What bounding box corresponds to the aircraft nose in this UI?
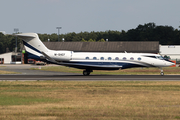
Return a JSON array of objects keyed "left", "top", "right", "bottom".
[
  {"left": 171, "top": 62, "right": 175, "bottom": 66},
  {"left": 164, "top": 60, "right": 175, "bottom": 66},
  {"left": 168, "top": 61, "right": 175, "bottom": 66},
  {"left": 164, "top": 61, "right": 175, "bottom": 67}
]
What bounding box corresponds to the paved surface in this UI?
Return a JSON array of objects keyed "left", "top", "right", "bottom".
[
  {"left": 0, "top": 64, "right": 180, "bottom": 81},
  {"left": 0, "top": 75, "right": 180, "bottom": 81},
  {"left": 0, "top": 64, "right": 78, "bottom": 75}
]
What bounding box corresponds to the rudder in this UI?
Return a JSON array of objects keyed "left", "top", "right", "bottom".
[{"left": 16, "top": 33, "right": 49, "bottom": 60}]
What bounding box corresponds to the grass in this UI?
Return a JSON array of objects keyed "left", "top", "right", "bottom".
[
  {"left": 1, "top": 81, "right": 180, "bottom": 119},
  {"left": 0, "top": 70, "right": 18, "bottom": 74},
  {"left": 0, "top": 66, "right": 6, "bottom": 67},
  {"left": 32, "top": 65, "right": 180, "bottom": 75}
]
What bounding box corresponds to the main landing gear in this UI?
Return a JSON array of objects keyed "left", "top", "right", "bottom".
[
  {"left": 160, "top": 68, "right": 164, "bottom": 76},
  {"left": 83, "top": 69, "right": 93, "bottom": 76}
]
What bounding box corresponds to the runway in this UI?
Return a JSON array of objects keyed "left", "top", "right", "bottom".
[
  {"left": 1, "top": 65, "right": 180, "bottom": 81},
  {"left": 1, "top": 75, "right": 180, "bottom": 81}
]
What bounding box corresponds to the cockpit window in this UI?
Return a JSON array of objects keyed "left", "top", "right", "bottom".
[
  {"left": 144, "top": 55, "right": 164, "bottom": 60},
  {"left": 145, "top": 56, "right": 156, "bottom": 59},
  {"left": 156, "top": 56, "right": 164, "bottom": 60}
]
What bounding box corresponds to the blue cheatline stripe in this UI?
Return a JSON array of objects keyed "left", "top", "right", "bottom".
[
  {"left": 23, "top": 41, "right": 41, "bottom": 54},
  {"left": 26, "top": 51, "right": 41, "bottom": 60},
  {"left": 60, "top": 61, "right": 150, "bottom": 69}
]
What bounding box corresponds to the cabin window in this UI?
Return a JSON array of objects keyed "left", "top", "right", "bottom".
[
  {"left": 115, "top": 57, "right": 119, "bottom": 60},
  {"left": 93, "top": 57, "right": 97, "bottom": 60},
  {"left": 54, "top": 53, "right": 57, "bottom": 56},
  {"left": 85, "top": 57, "right": 89, "bottom": 60},
  {"left": 108, "top": 57, "right": 112, "bottom": 60},
  {"left": 100, "top": 57, "right": 104, "bottom": 60},
  {"left": 130, "top": 57, "right": 134, "bottom": 60},
  {"left": 123, "top": 57, "right": 126, "bottom": 60},
  {"left": 138, "top": 57, "right": 141, "bottom": 60}
]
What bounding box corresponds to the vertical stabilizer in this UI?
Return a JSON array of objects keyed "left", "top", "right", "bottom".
[
  {"left": 16, "top": 33, "right": 49, "bottom": 52},
  {"left": 16, "top": 33, "right": 49, "bottom": 59}
]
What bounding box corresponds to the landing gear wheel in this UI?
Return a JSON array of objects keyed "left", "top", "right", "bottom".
[
  {"left": 160, "top": 72, "right": 164, "bottom": 76},
  {"left": 83, "top": 71, "right": 90, "bottom": 76},
  {"left": 160, "top": 68, "right": 164, "bottom": 76}
]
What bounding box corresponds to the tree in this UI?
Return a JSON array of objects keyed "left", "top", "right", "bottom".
[
  {"left": 1, "top": 22, "right": 180, "bottom": 54},
  {"left": 81, "top": 38, "right": 87, "bottom": 42},
  {"left": 98, "top": 38, "right": 105, "bottom": 42},
  {"left": 88, "top": 39, "right": 95, "bottom": 42}
]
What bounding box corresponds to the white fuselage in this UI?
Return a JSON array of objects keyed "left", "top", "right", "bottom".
[{"left": 45, "top": 50, "right": 174, "bottom": 69}]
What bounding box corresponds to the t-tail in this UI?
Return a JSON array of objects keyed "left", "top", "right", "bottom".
[{"left": 16, "top": 33, "right": 49, "bottom": 60}]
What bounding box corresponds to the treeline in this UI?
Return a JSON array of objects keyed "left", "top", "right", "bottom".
[
  {"left": 39, "top": 23, "right": 180, "bottom": 45},
  {"left": 0, "top": 22, "right": 180, "bottom": 54},
  {"left": 0, "top": 33, "right": 22, "bottom": 54}
]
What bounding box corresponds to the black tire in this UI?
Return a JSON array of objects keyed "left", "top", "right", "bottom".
[
  {"left": 160, "top": 72, "right": 164, "bottom": 76},
  {"left": 83, "top": 71, "right": 90, "bottom": 76}
]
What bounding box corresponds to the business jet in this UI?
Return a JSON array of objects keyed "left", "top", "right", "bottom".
[{"left": 16, "top": 33, "right": 174, "bottom": 76}]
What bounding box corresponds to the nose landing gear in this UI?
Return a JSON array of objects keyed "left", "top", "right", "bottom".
[{"left": 160, "top": 68, "right": 164, "bottom": 76}]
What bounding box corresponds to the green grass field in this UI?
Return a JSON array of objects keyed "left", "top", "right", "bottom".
[
  {"left": 32, "top": 66, "right": 180, "bottom": 75},
  {"left": 1, "top": 81, "right": 180, "bottom": 120}
]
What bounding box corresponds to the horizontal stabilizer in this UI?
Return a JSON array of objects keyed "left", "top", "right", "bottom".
[
  {"left": 15, "top": 33, "right": 36, "bottom": 40},
  {"left": 15, "top": 34, "right": 36, "bottom": 38}
]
